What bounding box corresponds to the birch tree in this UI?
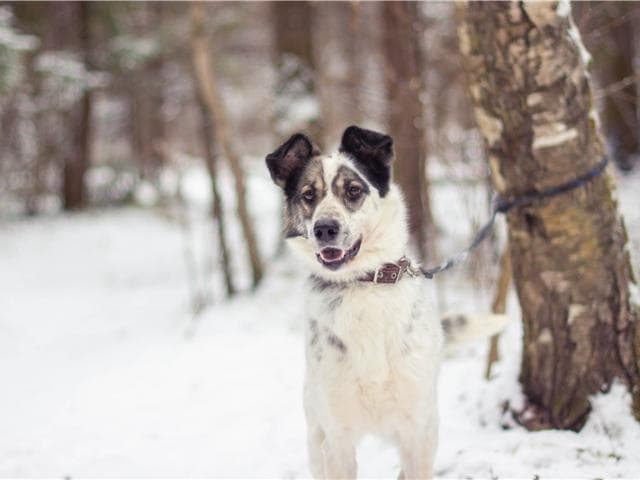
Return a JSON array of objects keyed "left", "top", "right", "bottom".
[{"left": 458, "top": 1, "right": 640, "bottom": 429}]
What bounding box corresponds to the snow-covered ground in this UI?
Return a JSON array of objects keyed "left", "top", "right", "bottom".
[{"left": 1, "top": 165, "right": 639, "bottom": 478}]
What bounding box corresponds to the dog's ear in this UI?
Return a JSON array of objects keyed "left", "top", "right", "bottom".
[
  {"left": 266, "top": 133, "right": 314, "bottom": 191},
  {"left": 339, "top": 125, "right": 394, "bottom": 197}
]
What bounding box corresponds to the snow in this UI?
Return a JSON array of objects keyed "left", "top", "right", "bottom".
[
  {"left": 1, "top": 165, "right": 639, "bottom": 477},
  {"left": 0, "top": 7, "right": 38, "bottom": 93},
  {"left": 34, "top": 51, "right": 109, "bottom": 109},
  {"left": 0, "top": 8, "right": 38, "bottom": 51},
  {"left": 556, "top": 0, "right": 571, "bottom": 18}
]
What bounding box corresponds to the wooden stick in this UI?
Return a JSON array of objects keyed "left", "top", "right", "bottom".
[{"left": 485, "top": 245, "right": 511, "bottom": 379}]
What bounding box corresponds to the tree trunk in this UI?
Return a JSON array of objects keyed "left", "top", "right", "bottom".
[
  {"left": 196, "top": 94, "right": 236, "bottom": 298},
  {"left": 458, "top": 1, "right": 640, "bottom": 429},
  {"left": 125, "top": 3, "right": 166, "bottom": 182},
  {"left": 189, "top": 1, "right": 263, "bottom": 289},
  {"left": 271, "top": 1, "right": 322, "bottom": 141},
  {"left": 383, "top": 1, "right": 434, "bottom": 262},
  {"left": 574, "top": 2, "right": 640, "bottom": 172},
  {"left": 144, "top": 3, "right": 167, "bottom": 178},
  {"left": 61, "top": 1, "right": 92, "bottom": 210},
  {"left": 313, "top": 2, "right": 365, "bottom": 148}
]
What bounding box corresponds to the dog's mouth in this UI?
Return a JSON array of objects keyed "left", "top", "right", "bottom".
[{"left": 316, "top": 237, "right": 362, "bottom": 271}]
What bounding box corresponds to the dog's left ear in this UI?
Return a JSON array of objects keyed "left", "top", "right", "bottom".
[{"left": 339, "top": 125, "right": 394, "bottom": 197}]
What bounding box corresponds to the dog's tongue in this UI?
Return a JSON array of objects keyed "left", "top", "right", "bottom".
[{"left": 320, "top": 247, "right": 345, "bottom": 262}]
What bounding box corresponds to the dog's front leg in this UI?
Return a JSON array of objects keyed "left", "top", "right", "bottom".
[
  {"left": 321, "top": 432, "right": 357, "bottom": 479},
  {"left": 396, "top": 421, "right": 438, "bottom": 480},
  {"left": 306, "top": 422, "right": 326, "bottom": 479}
]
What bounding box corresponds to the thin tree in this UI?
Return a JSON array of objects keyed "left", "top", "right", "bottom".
[
  {"left": 123, "top": 3, "right": 167, "bottom": 182},
  {"left": 383, "top": 1, "right": 435, "bottom": 262},
  {"left": 195, "top": 94, "right": 236, "bottom": 298},
  {"left": 458, "top": 1, "right": 640, "bottom": 429},
  {"left": 189, "top": 1, "right": 263, "bottom": 289},
  {"left": 60, "top": 1, "right": 92, "bottom": 210},
  {"left": 485, "top": 247, "right": 511, "bottom": 380}
]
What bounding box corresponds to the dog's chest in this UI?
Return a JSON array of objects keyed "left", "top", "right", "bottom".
[{"left": 306, "top": 278, "right": 432, "bottom": 386}]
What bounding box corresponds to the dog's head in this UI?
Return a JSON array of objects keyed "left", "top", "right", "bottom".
[{"left": 266, "top": 125, "right": 409, "bottom": 281}]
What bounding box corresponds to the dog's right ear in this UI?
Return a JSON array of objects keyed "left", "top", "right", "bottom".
[{"left": 266, "top": 133, "right": 314, "bottom": 191}]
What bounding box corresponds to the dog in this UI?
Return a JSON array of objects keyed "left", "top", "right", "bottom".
[{"left": 266, "top": 125, "right": 506, "bottom": 479}]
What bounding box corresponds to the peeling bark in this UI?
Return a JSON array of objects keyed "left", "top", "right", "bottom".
[{"left": 458, "top": 1, "right": 640, "bottom": 429}]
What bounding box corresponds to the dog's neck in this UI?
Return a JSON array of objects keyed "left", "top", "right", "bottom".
[{"left": 309, "top": 255, "right": 420, "bottom": 290}]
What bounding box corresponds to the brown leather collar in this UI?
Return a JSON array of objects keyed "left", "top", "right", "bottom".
[{"left": 358, "top": 257, "right": 419, "bottom": 284}]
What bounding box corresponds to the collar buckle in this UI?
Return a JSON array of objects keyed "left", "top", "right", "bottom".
[{"left": 375, "top": 262, "right": 402, "bottom": 284}]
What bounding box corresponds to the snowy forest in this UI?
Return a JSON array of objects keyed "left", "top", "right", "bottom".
[{"left": 1, "top": 1, "right": 639, "bottom": 477}]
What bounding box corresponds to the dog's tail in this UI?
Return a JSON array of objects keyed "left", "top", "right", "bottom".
[{"left": 441, "top": 312, "right": 511, "bottom": 346}]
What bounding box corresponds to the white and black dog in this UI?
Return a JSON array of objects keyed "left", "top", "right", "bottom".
[{"left": 266, "top": 126, "right": 504, "bottom": 479}]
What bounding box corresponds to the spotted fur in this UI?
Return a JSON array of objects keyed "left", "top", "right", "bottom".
[
  {"left": 268, "top": 126, "right": 511, "bottom": 478},
  {"left": 268, "top": 126, "right": 442, "bottom": 479}
]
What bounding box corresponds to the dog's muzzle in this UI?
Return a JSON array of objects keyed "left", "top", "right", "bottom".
[{"left": 316, "top": 237, "right": 362, "bottom": 271}]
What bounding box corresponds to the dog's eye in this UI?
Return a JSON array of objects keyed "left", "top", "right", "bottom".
[
  {"left": 347, "top": 184, "right": 362, "bottom": 199},
  {"left": 302, "top": 189, "right": 315, "bottom": 203}
]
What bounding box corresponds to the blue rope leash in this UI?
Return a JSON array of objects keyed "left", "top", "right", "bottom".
[{"left": 421, "top": 156, "right": 610, "bottom": 279}]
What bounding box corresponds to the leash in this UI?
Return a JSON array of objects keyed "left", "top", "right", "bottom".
[{"left": 420, "top": 157, "right": 610, "bottom": 279}]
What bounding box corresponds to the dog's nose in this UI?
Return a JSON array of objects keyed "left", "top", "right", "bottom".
[{"left": 313, "top": 219, "right": 340, "bottom": 242}]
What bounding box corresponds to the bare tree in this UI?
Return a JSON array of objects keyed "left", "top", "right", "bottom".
[
  {"left": 123, "top": 3, "right": 168, "bottom": 182},
  {"left": 458, "top": 1, "right": 640, "bottom": 429},
  {"left": 574, "top": 1, "right": 640, "bottom": 172},
  {"left": 313, "top": 2, "right": 366, "bottom": 147},
  {"left": 196, "top": 95, "right": 236, "bottom": 298},
  {"left": 189, "top": 1, "right": 263, "bottom": 289},
  {"left": 57, "top": 1, "right": 93, "bottom": 210},
  {"left": 271, "top": 1, "right": 322, "bottom": 141},
  {"left": 383, "top": 1, "right": 434, "bottom": 261}
]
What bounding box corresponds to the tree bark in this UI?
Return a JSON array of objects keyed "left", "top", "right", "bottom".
[
  {"left": 125, "top": 3, "right": 167, "bottom": 182},
  {"left": 273, "top": 1, "right": 315, "bottom": 74},
  {"left": 458, "top": 1, "right": 640, "bottom": 429},
  {"left": 61, "top": 1, "right": 92, "bottom": 210},
  {"left": 189, "top": 1, "right": 263, "bottom": 289},
  {"left": 383, "top": 1, "right": 435, "bottom": 262},
  {"left": 313, "top": 2, "right": 365, "bottom": 148},
  {"left": 271, "top": 1, "right": 322, "bottom": 141}
]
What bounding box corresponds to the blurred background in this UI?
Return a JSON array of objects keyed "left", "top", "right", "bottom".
[
  {"left": 1, "top": 2, "right": 639, "bottom": 294},
  {"left": 0, "top": 1, "right": 639, "bottom": 477}
]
